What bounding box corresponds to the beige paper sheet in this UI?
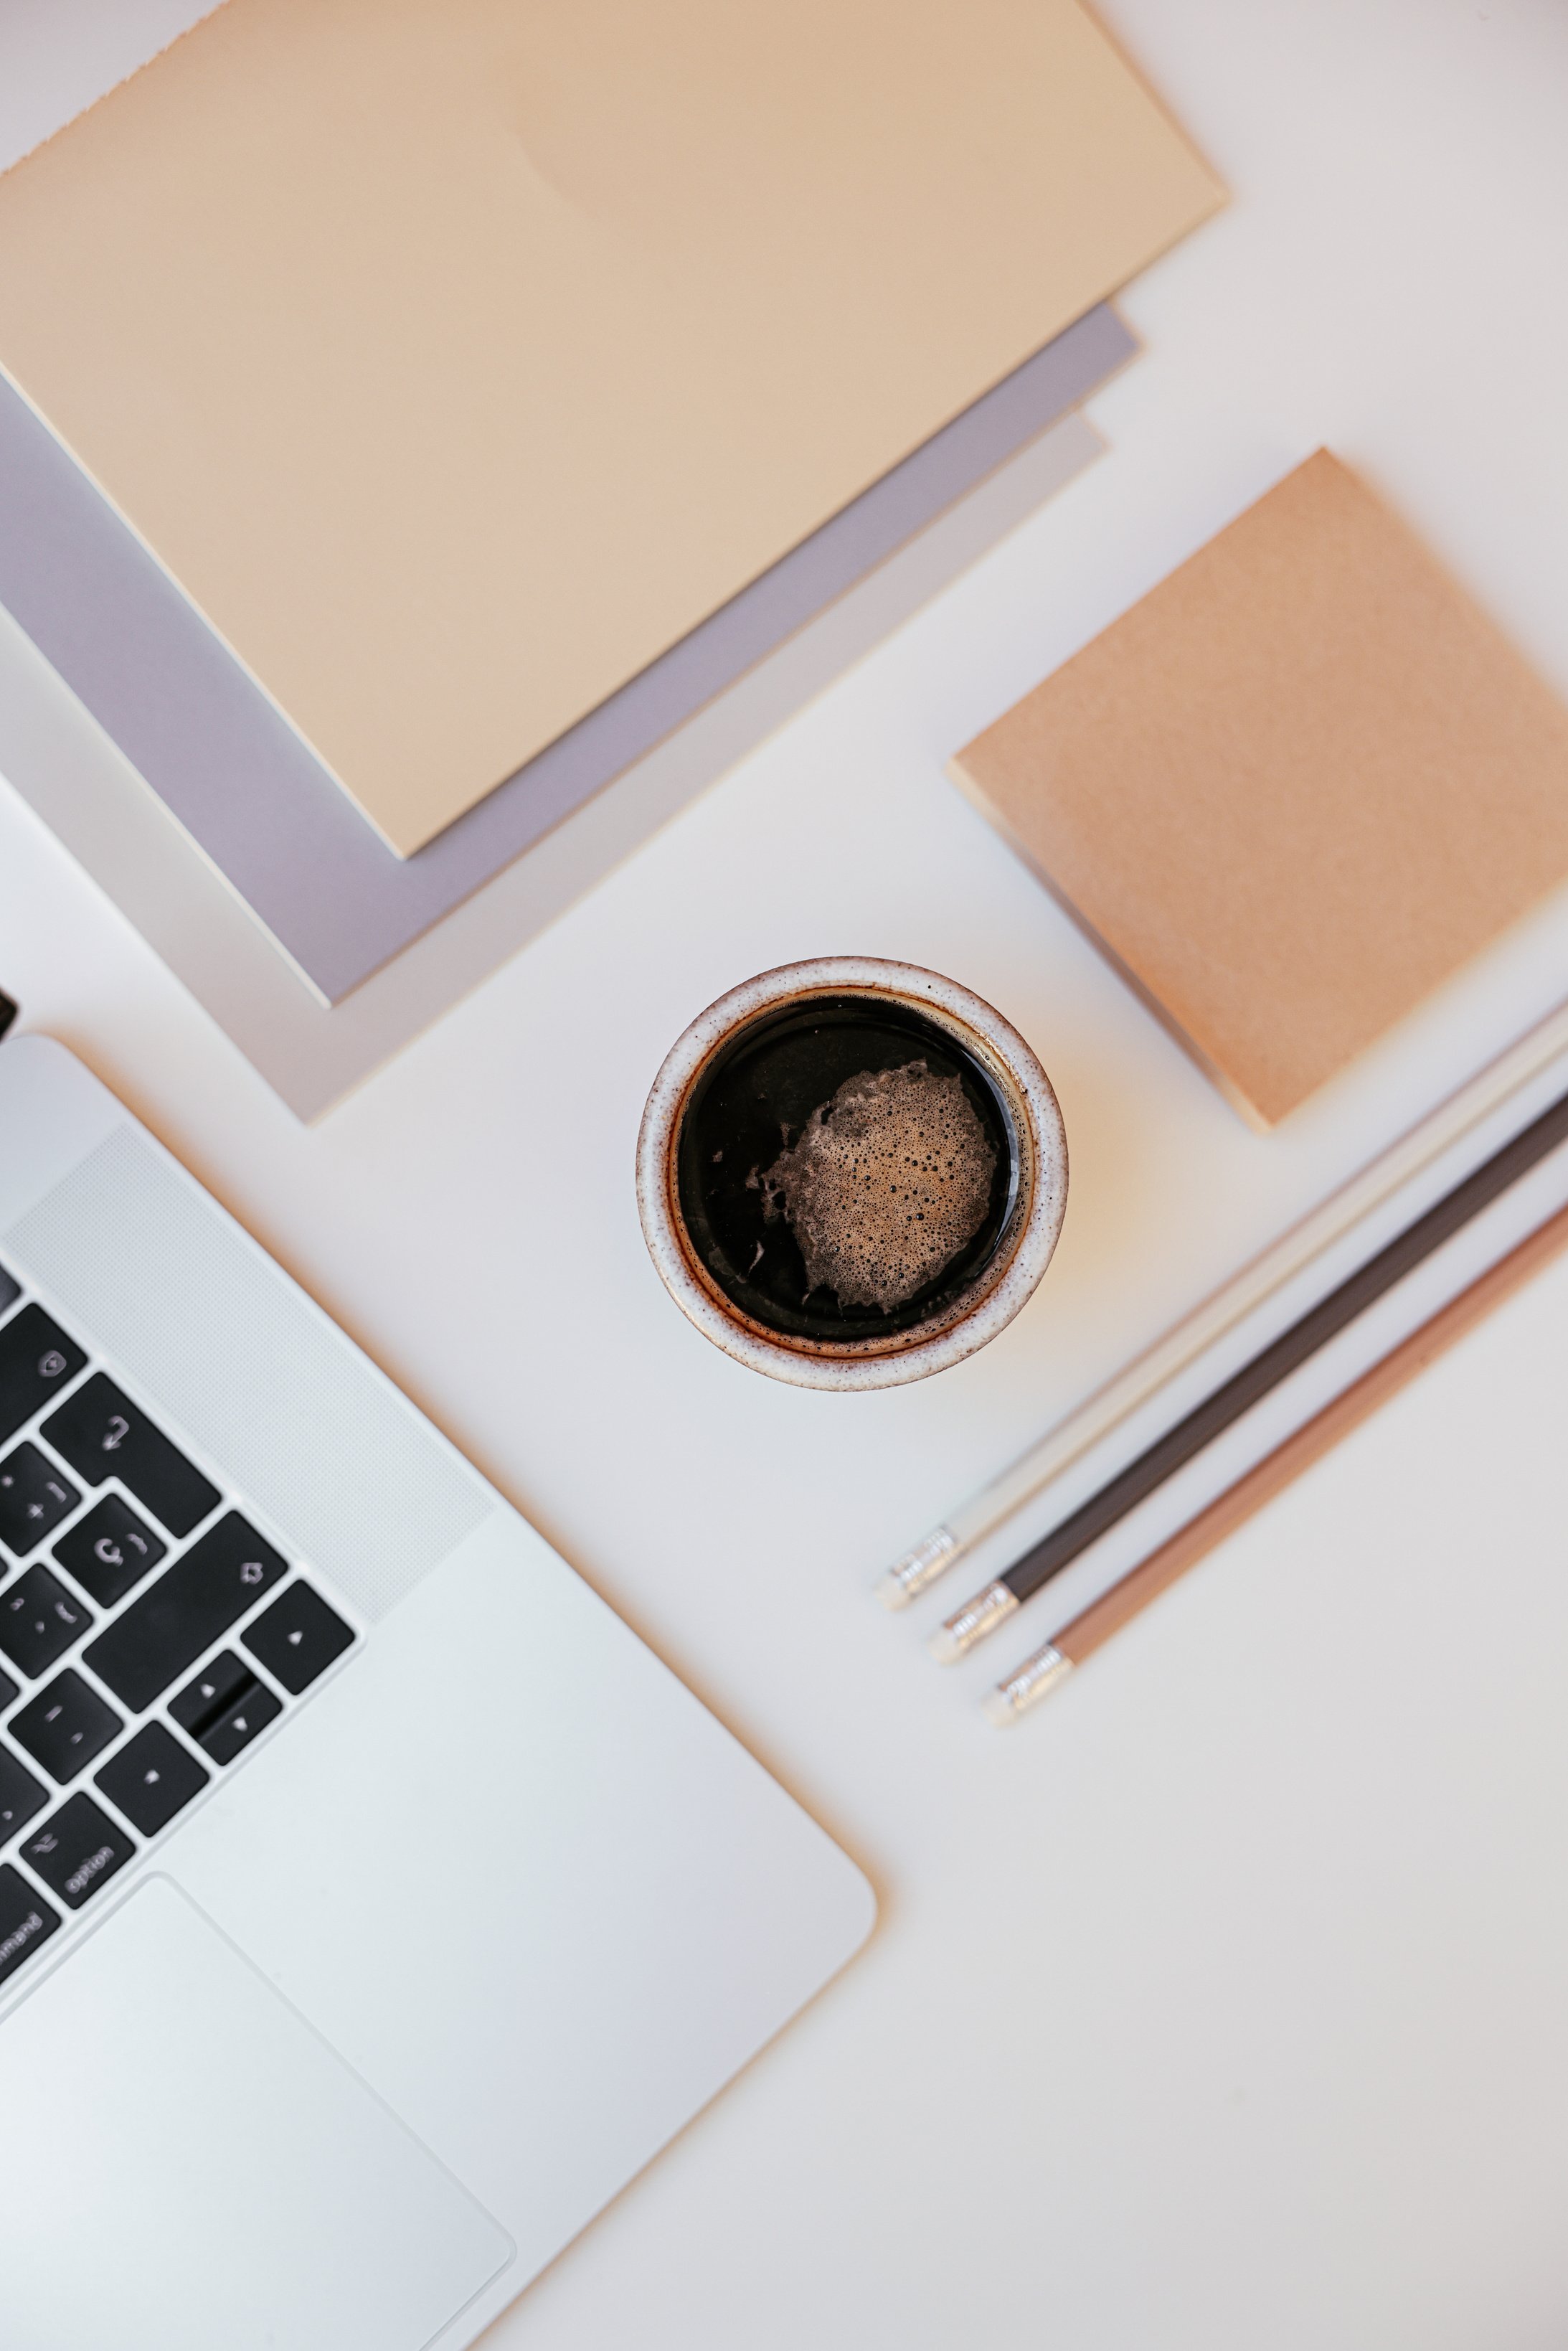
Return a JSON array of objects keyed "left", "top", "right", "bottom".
[
  {"left": 950, "top": 453, "right": 1568, "bottom": 1128},
  {"left": 0, "top": 0, "right": 1218, "bottom": 855}
]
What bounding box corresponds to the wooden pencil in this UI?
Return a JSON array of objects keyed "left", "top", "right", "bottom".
[{"left": 984, "top": 1195, "right": 1568, "bottom": 1723}]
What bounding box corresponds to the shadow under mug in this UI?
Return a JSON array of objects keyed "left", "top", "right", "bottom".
[{"left": 636, "top": 956, "right": 1067, "bottom": 1390}]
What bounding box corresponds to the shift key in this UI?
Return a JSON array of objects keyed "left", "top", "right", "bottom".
[{"left": 83, "top": 1514, "right": 288, "bottom": 1712}]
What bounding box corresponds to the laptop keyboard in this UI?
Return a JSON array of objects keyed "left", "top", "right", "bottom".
[{"left": 0, "top": 1263, "right": 356, "bottom": 1989}]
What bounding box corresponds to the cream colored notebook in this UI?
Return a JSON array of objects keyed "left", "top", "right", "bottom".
[
  {"left": 950, "top": 452, "right": 1568, "bottom": 1128},
  {"left": 0, "top": 0, "right": 1219, "bottom": 855}
]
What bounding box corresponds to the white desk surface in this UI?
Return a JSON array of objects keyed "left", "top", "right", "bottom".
[{"left": 6, "top": 4, "right": 1568, "bottom": 2343}]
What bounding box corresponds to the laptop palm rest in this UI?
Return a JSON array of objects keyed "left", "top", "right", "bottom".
[
  {"left": 0, "top": 1876, "right": 514, "bottom": 2351},
  {"left": 156, "top": 1520, "right": 876, "bottom": 2281}
]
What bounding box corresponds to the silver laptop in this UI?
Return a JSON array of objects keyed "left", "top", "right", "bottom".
[{"left": 0, "top": 1027, "right": 874, "bottom": 2350}]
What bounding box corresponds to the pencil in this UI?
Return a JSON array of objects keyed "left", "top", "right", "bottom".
[
  {"left": 930, "top": 1077, "right": 1568, "bottom": 1664},
  {"left": 877, "top": 996, "right": 1568, "bottom": 1611},
  {"left": 983, "top": 1194, "right": 1568, "bottom": 1722}
]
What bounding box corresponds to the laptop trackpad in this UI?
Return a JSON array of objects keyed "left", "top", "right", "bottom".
[{"left": 0, "top": 1876, "right": 513, "bottom": 2351}]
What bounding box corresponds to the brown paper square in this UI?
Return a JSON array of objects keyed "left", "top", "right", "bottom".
[{"left": 950, "top": 451, "right": 1568, "bottom": 1126}]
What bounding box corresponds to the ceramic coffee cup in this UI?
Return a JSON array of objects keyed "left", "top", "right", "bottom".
[{"left": 636, "top": 956, "right": 1067, "bottom": 1390}]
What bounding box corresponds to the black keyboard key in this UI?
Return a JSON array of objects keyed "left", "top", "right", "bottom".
[
  {"left": 42, "top": 1375, "right": 218, "bottom": 1538},
  {"left": 22, "top": 1794, "right": 133, "bottom": 1910},
  {"left": 0, "top": 1860, "right": 60, "bottom": 1984},
  {"left": 95, "top": 1722, "right": 209, "bottom": 1836},
  {"left": 0, "top": 1743, "right": 47, "bottom": 1838},
  {"left": 194, "top": 1679, "right": 280, "bottom": 1766},
  {"left": 242, "top": 1583, "right": 353, "bottom": 1694},
  {"left": 0, "top": 1306, "right": 85, "bottom": 1447},
  {"left": 0, "top": 1263, "right": 18, "bottom": 1316},
  {"left": 168, "top": 1647, "right": 251, "bottom": 1729},
  {"left": 0, "top": 1563, "right": 93, "bottom": 1679},
  {"left": 0, "top": 1664, "right": 16, "bottom": 1712},
  {"left": 169, "top": 1649, "right": 250, "bottom": 1732},
  {"left": 0, "top": 1443, "right": 80, "bottom": 1558},
  {"left": 10, "top": 1669, "right": 122, "bottom": 1784},
  {"left": 83, "top": 1513, "right": 286, "bottom": 1713},
  {"left": 171, "top": 1652, "right": 281, "bottom": 1763},
  {"left": 53, "top": 1494, "right": 167, "bottom": 1608}
]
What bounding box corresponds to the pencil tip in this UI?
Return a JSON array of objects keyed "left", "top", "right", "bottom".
[
  {"left": 986, "top": 1644, "right": 1074, "bottom": 1723},
  {"left": 928, "top": 1580, "right": 1019, "bottom": 1662},
  {"left": 875, "top": 1527, "right": 961, "bottom": 1608}
]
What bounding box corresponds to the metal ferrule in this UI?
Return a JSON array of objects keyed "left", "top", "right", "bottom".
[
  {"left": 875, "top": 1526, "right": 961, "bottom": 1609},
  {"left": 983, "top": 1644, "right": 1074, "bottom": 1725},
  {"left": 927, "top": 1579, "right": 1019, "bottom": 1663}
]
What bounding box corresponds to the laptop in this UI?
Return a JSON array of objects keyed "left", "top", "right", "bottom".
[{"left": 0, "top": 1015, "right": 874, "bottom": 2350}]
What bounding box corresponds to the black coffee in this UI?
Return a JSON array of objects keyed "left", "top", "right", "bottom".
[{"left": 675, "top": 994, "right": 1018, "bottom": 1343}]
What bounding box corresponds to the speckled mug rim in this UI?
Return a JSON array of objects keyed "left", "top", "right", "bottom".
[{"left": 636, "top": 957, "right": 1067, "bottom": 1390}]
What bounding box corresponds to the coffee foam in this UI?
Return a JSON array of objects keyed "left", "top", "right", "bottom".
[{"left": 754, "top": 1060, "right": 996, "bottom": 1311}]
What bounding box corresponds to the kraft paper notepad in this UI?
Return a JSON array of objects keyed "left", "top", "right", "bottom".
[
  {"left": 950, "top": 452, "right": 1568, "bottom": 1128},
  {"left": 0, "top": 0, "right": 1219, "bottom": 856}
]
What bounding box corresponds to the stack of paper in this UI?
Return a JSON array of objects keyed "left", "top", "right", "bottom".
[{"left": 0, "top": 0, "right": 1221, "bottom": 1112}]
